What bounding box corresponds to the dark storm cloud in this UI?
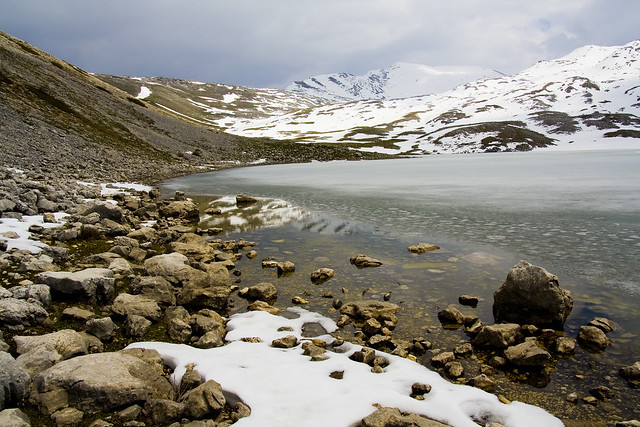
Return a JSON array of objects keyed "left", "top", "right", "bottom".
[{"left": 1, "top": 0, "right": 638, "bottom": 88}]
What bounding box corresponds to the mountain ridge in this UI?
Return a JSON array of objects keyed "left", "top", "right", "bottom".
[{"left": 286, "top": 62, "right": 506, "bottom": 101}]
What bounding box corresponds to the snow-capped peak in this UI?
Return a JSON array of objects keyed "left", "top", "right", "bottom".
[{"left": 286, "top": 62, "right": 504, "bottom": 101}]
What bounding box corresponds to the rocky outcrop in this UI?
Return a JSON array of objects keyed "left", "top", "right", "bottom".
[
  {"left": 350, "top": 254, "right": 383, "bottom": 268},
  {"left": 30, "top": 351, "right": 174, "bottom": 414},
  {"left": 493, "top": 261, "right": 573, "bottom": 329}
]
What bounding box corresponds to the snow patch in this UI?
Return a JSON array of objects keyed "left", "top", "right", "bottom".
[
  {"left": 136, "top": 86, "right": 151, "bottom": 99},
  {"left": 128, "top": 308, "right": 562, "bottom": 427}
]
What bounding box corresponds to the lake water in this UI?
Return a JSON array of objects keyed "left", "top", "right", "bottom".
[{"left": 162, "top": 149, "right": 640, "bottom": 419}]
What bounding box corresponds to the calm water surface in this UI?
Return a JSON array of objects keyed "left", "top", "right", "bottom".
[{"left": 163, "top": 149, "right": 640, "bottom": 420}]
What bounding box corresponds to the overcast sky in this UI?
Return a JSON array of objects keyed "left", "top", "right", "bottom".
[{"left": 2, "top": 1, "right": 639, "bottom": 89}]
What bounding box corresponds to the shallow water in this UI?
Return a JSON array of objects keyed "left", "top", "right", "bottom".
[{"left": 163, "top": 149, "right": 640, "bottom": 421}]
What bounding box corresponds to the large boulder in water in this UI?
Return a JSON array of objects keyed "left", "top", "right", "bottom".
[{"left": 493, "top": 261, "right": 572, "bottom": 329}]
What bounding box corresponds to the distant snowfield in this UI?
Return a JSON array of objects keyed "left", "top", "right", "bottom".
[{"left": 129, "top": 308, "right": 562, "bottom": 427}]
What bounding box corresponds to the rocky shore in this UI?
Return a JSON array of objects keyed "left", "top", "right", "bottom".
[{"left": 1, "top": 167, "right": 639, "bottom": 427}]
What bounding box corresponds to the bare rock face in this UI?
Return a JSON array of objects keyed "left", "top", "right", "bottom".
[
  {"left": 30, "top": 352, "right": 174, "bottom": 414},
  {"left": 493, "top": 261, "right": 573, "bottom": 329}
]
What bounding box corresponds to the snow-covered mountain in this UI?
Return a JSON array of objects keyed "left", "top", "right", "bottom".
[
  {"left": 218, "top": 41, "right": 640, "bottom": 154},
  {"left": 105, "top": 41, "right": 640, "bottom": 155},
  {"left": 286, "top": 62, "right": 505, "bottom": 101}
]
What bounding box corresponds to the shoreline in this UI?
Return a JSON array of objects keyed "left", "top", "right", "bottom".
[{"left": 1, "top": 166, "right": 639, "bottom": 426}]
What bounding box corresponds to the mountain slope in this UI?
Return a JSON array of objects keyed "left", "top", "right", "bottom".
[
  {"left": 0, "top": 31, "right": 384, "bottom": 185},
  {"left": 285, "top": 62, "right": 505, "bottom": 101},
  {"left": 218, "top": 41, "right": 640, "bottom": 154}
]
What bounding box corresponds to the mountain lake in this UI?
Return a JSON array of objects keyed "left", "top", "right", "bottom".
[{"left": 161, "top": 148, "right": 640, "bottom": 420}]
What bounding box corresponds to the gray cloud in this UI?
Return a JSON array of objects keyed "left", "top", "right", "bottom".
[{"left": 1, "top": 0, "right": 638, "bottom": 88}]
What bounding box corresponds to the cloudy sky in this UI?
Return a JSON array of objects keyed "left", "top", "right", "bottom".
[{"left": 2, "top": 1, "right": 639, "bottom": 89}]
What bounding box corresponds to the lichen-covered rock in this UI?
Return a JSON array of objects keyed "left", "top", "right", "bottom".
[
  {"left": 493, "top": 261, "right": 573, "bottom": 329},
  {"left": 30, "top": 352, "right": 175, "bottom": 414}
]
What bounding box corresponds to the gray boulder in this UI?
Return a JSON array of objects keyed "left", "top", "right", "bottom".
[
  {"left": 159, "top": 200, "right": 199, "bottom": 220},
  {"left": 179, "top": 380, "right": 226, "bottom": 419},
  {"left": 16, "top": 343, "right": 63, "bottom": 377},
  {"left": 85, "top": 317, "right": 117, "bottom": 341},
  {"left": 14, "top": 329, "right": 89, "bottom": 360},
  {"left": 361, "top": 407, "right": 450, "bottom": 427},
  {"left": 30, "top": 352, "right": 174, "bottom": 414},
  {"left": 111, "top": 293, "right": 162, "bottom": 322},
  {"left": 340, "top": 300, "right": 402, "bottom": 322},
  {"left": 0, "top": 352, "right": 31, "bottom": 410},
  {"left": 9, "top": 284, "right": 51, "bottom": 307},
  {"left": 176, "top": 263, "right": 231, "bottom": 310},
  {"left": 577, "top": 326, "right": 609, "bottom": 352},
  {"left": 504, "top": 341, "right": 551, "bottom": 367},
  {"left": 310, "top": 268, "right": 335, "bottom": 284},
  {"left": 0, "top": 298, "right": 48, "bottom": 326},
  {"left": 130, "top": 276, "right": 176, "bottom": 306},
  {"left": 493, "top": 261, "right": 573, "bottom": 329},
  {"left": 472, "top": 323, "right": 522, "bottom": 349},
  {"left": 238, "top": 282, "right": 277, "bottom": 302},
  {"left": 36, "top": 268, "right": 115, "bottom": 304},
  {"left": 0, "top": 408, "right": 31, "bottom": 427},
  {"left": 350, "top": 254, "right": 382, "bottom": 268}
]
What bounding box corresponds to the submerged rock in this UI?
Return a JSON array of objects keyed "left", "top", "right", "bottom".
[
  {"left": 577, "top": 326, "right": 609, "bottom": 352},
  {"left": 407, "top": 243, "right": 440, "bottom": 254},
  {"left": 493, "top": 261, "right": 573, "bottom": 329},
  {"left": 349, "top": 254, "right": 383, "bottom": 268}
]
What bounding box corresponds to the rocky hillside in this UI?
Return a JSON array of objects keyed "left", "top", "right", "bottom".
[{"left": 0, "top": 31, "right": 384, "bottom": 186}]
